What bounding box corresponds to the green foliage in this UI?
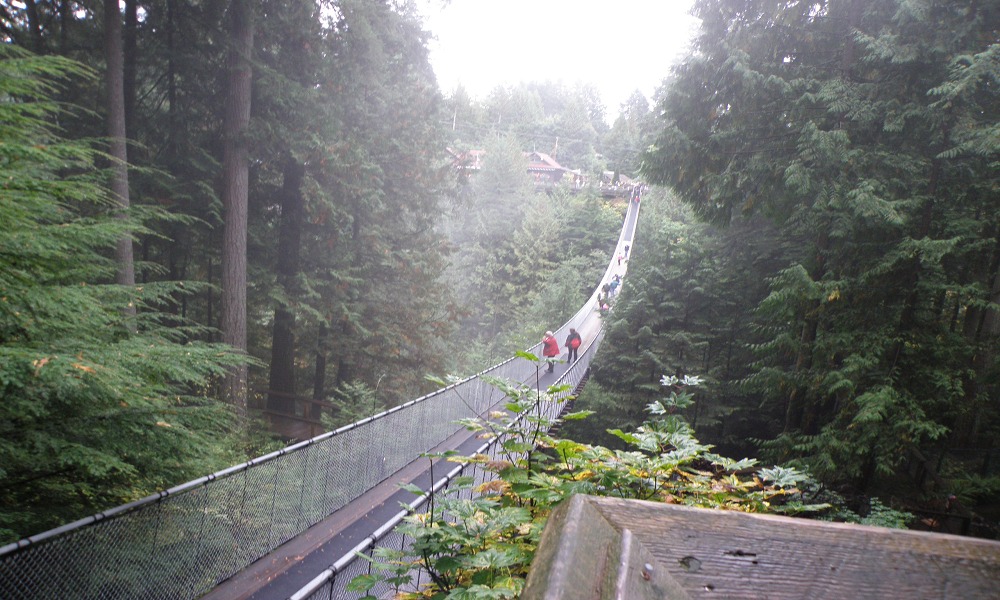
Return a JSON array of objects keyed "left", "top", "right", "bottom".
[
  {"left": 636, "top": 0, "right": 1000, "bottom": 508},
  {"left": 319, "top": 380, "right": 380, "bottom": 429},
  {"left": 0, "top": 47, "right": 249, "bottom": 543},
  {"left": 857, "top": 499, "right": 914, "bottom": 530},
  {"left": 811, "top": 485, "right": 914, "bottom": 531},
  {"left": 601, "top": 90, "right": 656, "bottom": 177},
  {"left": 352, "top": 374, "right": 824, "bottom": 598}
]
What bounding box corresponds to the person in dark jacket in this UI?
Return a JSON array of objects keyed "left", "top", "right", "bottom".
[
  {"left": 565, "top": 328, "right": 582, "bottom": 363},
  {"left": 541, "top": 331, "right": 560, "bottom": 373}
]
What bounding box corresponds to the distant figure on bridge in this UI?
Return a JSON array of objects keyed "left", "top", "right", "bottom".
[
  {"left": 565, "top": 328, "right": 582, "bottom": 363},
  {"left": 609, "top": 276, "right": 620, "bottom": 297},
  {"left": 624, "top": 244, "right": 630, "bottom": 258},
  {"left": 541, "top": 331, "right": 560, "bottom": 373}
]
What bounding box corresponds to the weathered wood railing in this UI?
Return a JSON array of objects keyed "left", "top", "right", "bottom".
[{"left": 523, "top": 495, "right": 1000, "bottom": 600}]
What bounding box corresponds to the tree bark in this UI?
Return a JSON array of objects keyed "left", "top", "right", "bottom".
[
  {"left": 123, "top": 0, "right": 138, "bottom": 135},
  {"left": 58, "top": 0, "right": 70, "bottom": 54},
  {"left": 104, "top": 0, "right": 137, "bottom": 329},
  {"left": 24, "top": 0, "right": 44, "bottom": 53},
  {"left": 785, "top": 228, "right": 827, "bottom": 434},
  {"left": 267, "top": 158, "right": 305, "bottom": 415},
  {"left": 954, "top": 227, "right": 1000, "bottom": 444},
  {"left": 221, "top": 0, "right": 254, "bottom": 419},
  {"left": 312, "top": 321, "right": 329, "bottom": 420}
]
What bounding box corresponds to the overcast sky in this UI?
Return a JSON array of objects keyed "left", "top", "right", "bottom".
[{"left": 417, "top": 0, "right": 699, "bottom": 117}]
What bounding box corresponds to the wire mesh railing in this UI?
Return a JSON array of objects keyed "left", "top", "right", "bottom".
[
  {"left": 288, "top": 331, "right": 602, "bottom": 600},
  {"left": 0, "top": 356, "right": 535, "bottom": 599},
  {"left": 0, "top": 201, "right": 637, "bottom": 600}
]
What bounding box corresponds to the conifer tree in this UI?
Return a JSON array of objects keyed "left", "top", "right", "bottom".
[
  {"left": 641, "top": 0, "right": 1000, "bottom": 490},
  {"left": 0, "top": 48, "right": 246, "bottom": 542}
]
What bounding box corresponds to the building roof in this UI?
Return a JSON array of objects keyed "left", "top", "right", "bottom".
[{"left": 525, "top": 151, "right": 566, "bottom": 173}]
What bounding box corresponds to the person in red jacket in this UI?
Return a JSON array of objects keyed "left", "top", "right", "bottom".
[
  {"left": 541, "top": 331, "right": 560, "bottom": 373},
  {"left": 565, "top": 328, "right": 582, "bottom": 363}
]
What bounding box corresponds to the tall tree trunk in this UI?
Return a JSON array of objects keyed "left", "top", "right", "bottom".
[
  {"left": 24, "top": 0, "right": 44, "bottom": 53},
  {"left": 785, "top": 227, "right": 828, "bottom": 433},
  {"left": 59, "top": 0, "right": 71, "bottom": 54},
  {"left": 267, "top": 158, "right": 305, "bottom": 415},
  {"left": 221, "top": 0, "right": 254, "bottom": 419},
  {"left": 104, "top": 0, "right": 137, "bottom": 329},
  {"left": 954, "top": 227, "right": 1000, "bottom": 444},
  {"left": 312, "top": 321, "right": 329, "bottom": 420},
  {"left": 163, "top": 0, "right": 187, "bottom": 319},
  {"left": 123, "top": 0, "right": 138, "bottom": 135}
]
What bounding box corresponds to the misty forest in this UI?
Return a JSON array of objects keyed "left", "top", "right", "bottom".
[{"left": 1, "top": 0, "right": 998, "bottom": 562}]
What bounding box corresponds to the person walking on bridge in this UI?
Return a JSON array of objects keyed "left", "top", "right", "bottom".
[
  {"left": 541, "top": 331, "right": 560, "bottom": 373},
  {"left": 565, "top": 328, "right": 582, "bottom": 363}
]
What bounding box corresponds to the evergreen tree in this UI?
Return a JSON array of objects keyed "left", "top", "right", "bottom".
[
  {"left": 0, "top": 48, "right": 246, "bottom": 542},
  {"left": 296, "top": 0, "right": 456, "bottom": 412},
  {"left": 641, "top": 0, "right": 1000, "bottom": 492},
  {"left": 443, "top": 134, "right": 533, "bottom": 341},
  {"left": 602, "top": 90, "right": 654, "bottom": 177}
]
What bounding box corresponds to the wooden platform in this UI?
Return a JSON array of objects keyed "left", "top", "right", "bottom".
[{"left": 522, "top": 495, "right": 1000, "bottom": 599}]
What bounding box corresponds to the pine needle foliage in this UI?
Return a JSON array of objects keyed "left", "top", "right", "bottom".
[
  {"left": 0, "top": 47, "right": 248, "bottom": 543},
  {"left": 640, "top": 0, "right": 1000, "bottom": 498}
]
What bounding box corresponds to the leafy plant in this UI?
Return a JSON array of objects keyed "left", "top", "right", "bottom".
[{"left": 351, "top": 368, "right": 825, "bottom": 598}]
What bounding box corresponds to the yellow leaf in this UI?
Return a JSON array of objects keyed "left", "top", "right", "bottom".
[
  {"left": 72, "top": 363, "right": 96, "bottom": 374},
  {"left": 156, "top": 421, "right": 172, "bottom": 428},
  {"left": 32, "top": 357, "right": 50, "bottom": 376}
]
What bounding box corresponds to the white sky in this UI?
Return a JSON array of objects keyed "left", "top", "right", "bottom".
[{"left": 417, "top": 0, "right": 699, "bottom": 118}]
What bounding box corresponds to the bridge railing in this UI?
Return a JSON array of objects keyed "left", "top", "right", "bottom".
[
  {"left": 289, "top": 330, "right": 605, "bottom": 600},
  {"left": 0, "top": 202, "right": 637, "bottom": 600},
  {"left": 0, "top": 355, "right": 537, "bottom": 599}
]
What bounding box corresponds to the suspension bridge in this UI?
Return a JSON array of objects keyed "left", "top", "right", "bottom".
[{"left": 0, "top": 201, "right": 641, "bottom": 599}]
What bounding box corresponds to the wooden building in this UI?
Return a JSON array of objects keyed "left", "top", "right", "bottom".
[{"left": 525, "top": 151, "right": 569, "bottom": 187}]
